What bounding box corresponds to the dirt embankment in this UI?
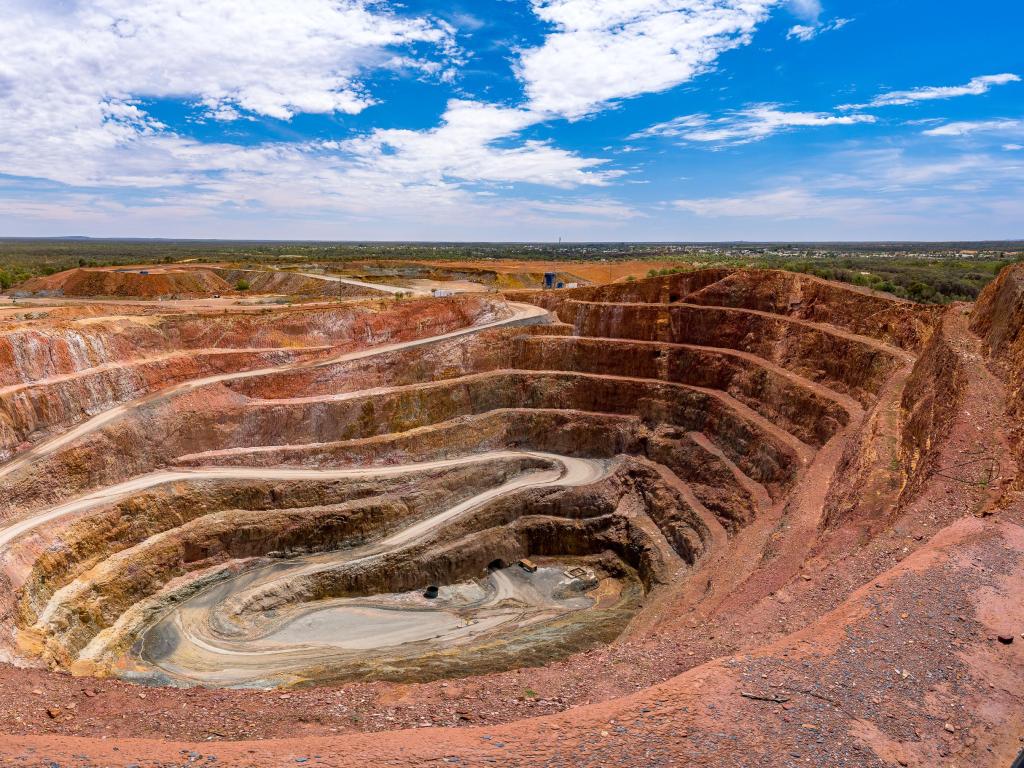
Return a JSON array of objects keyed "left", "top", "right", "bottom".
[
  {"left": 212, "top": 269, "right": 382, "bottom": 297},
  {"left": 683, "top": 269, "right": 940, "bottom": 352},
  {"left": 17, "top": 265, "right": 388, "bottom": 300},
  {"left": 970, "top": 262, "right": 1024, "bottom": 492},
  {"left": 506, "top": 268, "right": 938, "bottom": 352},
  {"left": 413, "top": 258, "right": 695, "bottom": 285},
  {"left": 503, "top": 268, "right": 732, "bottom": 312},
  {"left": 20, "top": 268, "right": 233, "bottom": 299}
]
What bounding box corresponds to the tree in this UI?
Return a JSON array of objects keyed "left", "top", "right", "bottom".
[{"left": 236, "top": 279, "right": 250, "bottom": 291}]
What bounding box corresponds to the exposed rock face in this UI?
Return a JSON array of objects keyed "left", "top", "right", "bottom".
[
  {"left": 973, "top": 262, "right": 1024, "bottom": 422},
  {"left": 0, "top": 296, "right": 509, "bottom": 461},
  {"left": 0, "top": 268, "right": 921, "bottom": 680},
  {"left": 18, "top": 266, "right": 385, "bottom": 300},
  {"left": 508, "top": 268, "right": 938, "bottom": 351},
  {"left": 898, "top": 307, "right": 969, "bottom": 501},
  {"left": 682, "top": 269, "right": 940, "bottom": 351}
]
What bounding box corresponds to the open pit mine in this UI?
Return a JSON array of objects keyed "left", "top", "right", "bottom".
[{"left": 0, "top": 264, "right": 1023, "bottom": 767}]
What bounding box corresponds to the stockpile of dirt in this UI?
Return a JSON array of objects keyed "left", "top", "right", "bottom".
[
  {"left": 20, "top": 267, "right": 232, "bottom": 298},
  {"left": 212, "top": 269, "right": 383, "bottom": 297}
]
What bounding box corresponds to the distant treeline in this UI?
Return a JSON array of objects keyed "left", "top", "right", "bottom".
[
  {"left": 1, "top": 238, "right": 1020, "bottom": 302},
  {"left": 0, "top": 239, "right": 672, "bottom": 288}
]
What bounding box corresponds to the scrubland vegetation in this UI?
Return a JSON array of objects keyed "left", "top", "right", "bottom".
[{"left": 1, "top": 238, "right": 1020, "bottom": 303}]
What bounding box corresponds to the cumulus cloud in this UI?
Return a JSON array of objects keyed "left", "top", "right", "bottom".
[
  {"left": 341, "top": 100, "right": 620, "bottom": 188},
  {"left": 842, "top": 73, "right": 1020, "bottom": 109},
  {"left": 515, "top": 0, "right": 777, "bottom": 119},
  {"left": 0, "top": 1, "right": 619, "bottom": 199},
  {"left": 3, "top": 0, "right": 456, "bottom": 122},
  {"left": 0, "top": 0, "right": 462, "bottom": 184},
  {"left": 631, "top": 104, "right": 875, "bottom": 146}
]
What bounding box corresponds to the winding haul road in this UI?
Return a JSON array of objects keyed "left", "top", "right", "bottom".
[
  {"left": 64, "top": 451, "right": 606, "bottom": 686},
  {"left": 5, "top": 451, "right": 597, "bottom": 552},
  {"left": 290, "top": 270, "right": 430, "bottom": 297}
]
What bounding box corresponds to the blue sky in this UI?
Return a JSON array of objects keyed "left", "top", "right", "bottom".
[{"left": 0, "top": 0, "right": 1021, "bottom": 241}]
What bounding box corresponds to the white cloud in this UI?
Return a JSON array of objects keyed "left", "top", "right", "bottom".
[
  {"left": 922, "top": 119, "right": 1023, "bottom": 137},
  {"left": 447, "top": 12, "right": 486, "bottom": 32},
  {"left": 632, "top": 104, "right": 875, "bottom": 145},
  {"left": 515, "top": 0, "right": 777, "bottom": 119},
  {"left": 0, "top": 0, "right": 783, "bottom": 233},
  {"left": 842, "top": 73, "right": 1020, "bottom": 109},
  {"left": 674, "top": 188, "right": 875, "bottom": 219},
  {"left": 2, "top": 0, "right": 456, "bottom": 122},
  {"left": 0, "top": 0, "right": 463, "bottom": 185},
  {"left": 341, "top": 100, "right": 620, "bottom": 188},
  {"left": 786, "top": 24, "right": 816, "bottom": 41},
  {"left": 786, "top": 0, "right": 822, "bottom": 22},
  {"left": 1005, "top": 144, "right": 1024, "bottom": 151},
  {"left": 812, "top": 148, "right": 1021, "bottom": 191},
  {"left": 524, "top": 198, "right": 643, "bottom": 220},
  {"left": 671, "top": 147, "right": 1024, "bottom": 225},
  {"left": 786, "top": 16, "right": 852, "bottom": 41},
  {"left": 0, "top": 1, "right": 619, "bottom": 201},
  {"left": 669, "top": 184, "right": 1024, "bottom": 240}
]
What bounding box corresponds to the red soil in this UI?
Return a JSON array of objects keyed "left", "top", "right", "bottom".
[{"left": 21, "top": 267, "right": 233, "bottom": 299}]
